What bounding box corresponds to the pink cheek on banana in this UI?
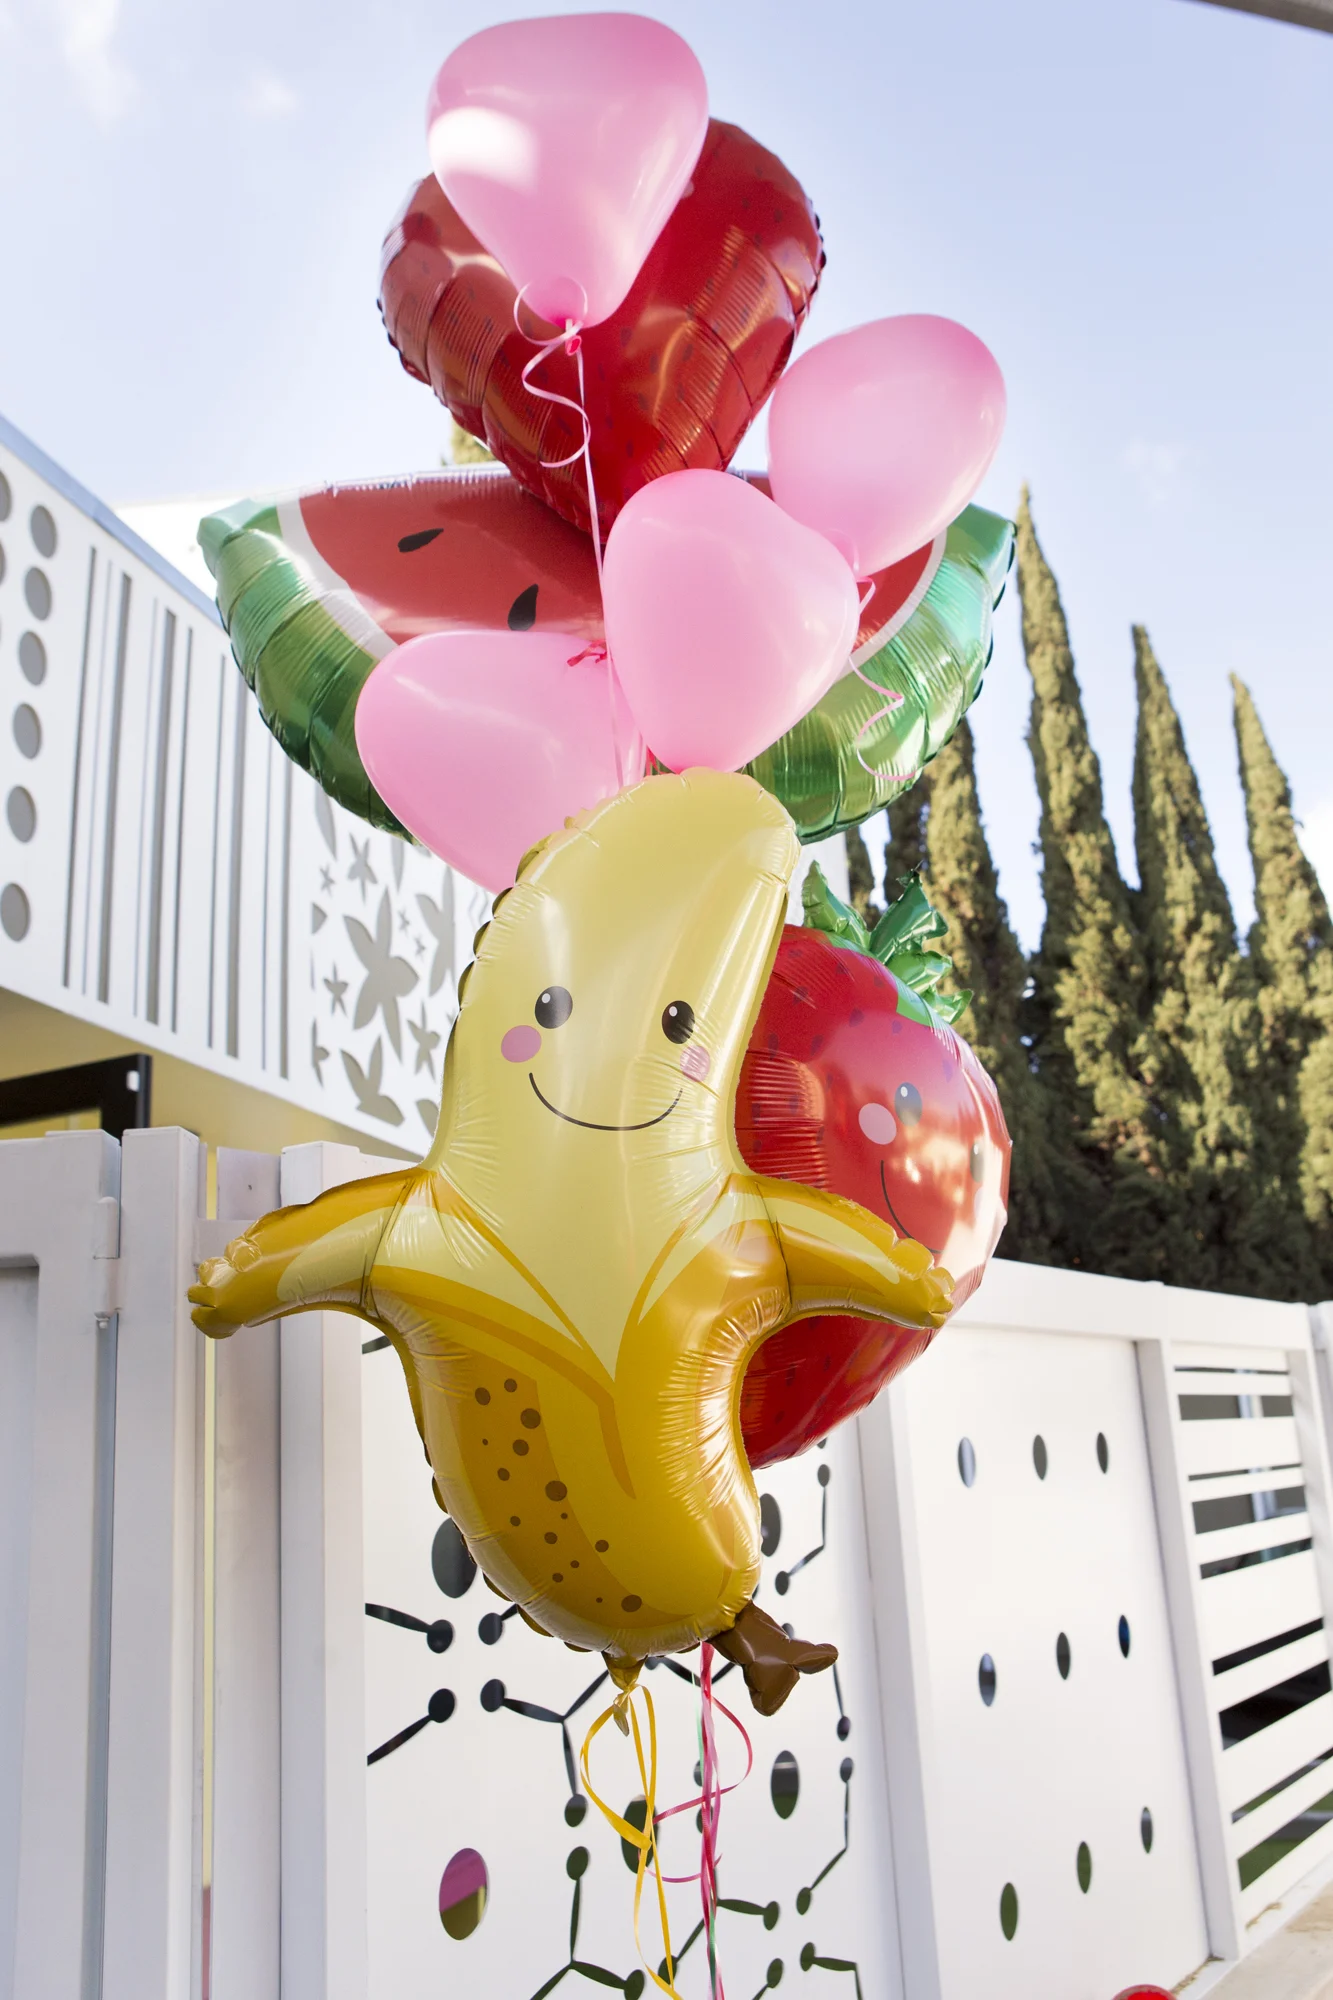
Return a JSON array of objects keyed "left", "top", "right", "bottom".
[
  {"left": 501, "top": 1025, "right": 542, "bottom": 1063},
  {"left": 681, "top": 1044, "right": 711, "bottom": 1083},
  {"left": 858, "top": 1101, "right": 897, "bottom": 1146}
]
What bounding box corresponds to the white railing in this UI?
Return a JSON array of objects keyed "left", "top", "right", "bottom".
[
  {"left": 0, "top": 415, "right": 486, "bottom": 1151},
  {"left": 4, "top": 1125, "right": 1333, "bottom": 1999}
]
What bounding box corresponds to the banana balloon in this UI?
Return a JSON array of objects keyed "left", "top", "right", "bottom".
[{"left": 190, "top": 772, "right": 952, "bottom": 1711}]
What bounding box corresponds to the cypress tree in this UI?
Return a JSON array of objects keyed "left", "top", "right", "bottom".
[
  {"left": 1017, "top": 492, "right": 1177, "bottom": 1276},
  {"left": 885, "top": 776, "right": 930, "bottom": 884},
  {"left": 889, "top": 720, "right": 1067, "bottom": 1264},
  {"left": 1233, "top": 676, "right": 1333, "bottom": 1277},
  {"left": 1132, "top": 632, "right": 1318, "bottom": 1297},
  {"left": 844, "top": 824, "right": 883, "bottom": 928}
]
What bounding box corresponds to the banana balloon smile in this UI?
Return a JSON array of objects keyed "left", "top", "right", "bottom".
[{"left": 190, "top": 771, "right": 953, "bottom": 1712}]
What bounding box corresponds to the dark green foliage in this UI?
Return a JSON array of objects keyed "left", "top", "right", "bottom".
[
  {"left": 1132, "top": 632, "right": 1320, "bottom": 1298},
  {"left": 1017, "top": 493, "right": 1179, "bottom": 1277},
  {"left": 867, "top": 498, "right": 1331, "bottom": 1303},
  {"left": 888, "top": 720, "right": 1068, "bottom": 1265},
  {"left": 844, "top": 825, "right": 882, "bottom": 930},
  {"left": 1233, "top": 676, "right": 1333, "bottom": 1277}
]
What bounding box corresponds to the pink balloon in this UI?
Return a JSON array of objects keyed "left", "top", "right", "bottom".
[
  {"left": 354, "top": 630, "right": 643, "bottom": 893},
  {"left": 767, "top": 316, "right": 1007, "bottom": 576},
  {"left": 426, "top": 13, "right": 708, "bottom": 330},
  {"left": 602, "top": 469, "right": 860, "bottom": 774}
]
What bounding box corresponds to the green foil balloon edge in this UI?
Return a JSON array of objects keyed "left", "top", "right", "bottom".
[
  {"left": 745, "top": 504, "right": 1015, "bottom": 841},
  {"left": 199, "top": 497, "right": 407, "bottom": 838}
]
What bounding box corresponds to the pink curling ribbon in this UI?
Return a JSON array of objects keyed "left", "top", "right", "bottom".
[
  {"left": 654, "top": 1643, "right": 754, "bottom": 1999},
  {"left": 514, "top": 291, "right": 639, "bottom": 789},
  {"left": 848, "top": 577, "right": 919, "bottom": 787}
]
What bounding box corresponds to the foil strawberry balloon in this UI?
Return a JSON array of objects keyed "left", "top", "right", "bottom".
[{"left": 737, "top": 863, "right": 1010, "bottom": 1468}]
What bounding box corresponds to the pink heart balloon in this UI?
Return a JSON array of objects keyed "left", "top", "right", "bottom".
[
  {"left": 602, "top": 469, "right": 860, "bottom": 774},
  {"left": 767, "top": 315, "right": 1007, "bottom": 576},
  {"left": 426, "top": 13, "right": 708, "bottom": 330},
  {"left": 354, "top": 630, "right": 643, "bottom": 893}
]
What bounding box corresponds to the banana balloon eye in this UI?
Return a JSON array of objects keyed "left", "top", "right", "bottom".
[
  {"left": 662, "top": 1001, "right": 695, "bottom": 1045},
  {"left": 535, "top": 987, "right": 573, "bottom": 1029}
]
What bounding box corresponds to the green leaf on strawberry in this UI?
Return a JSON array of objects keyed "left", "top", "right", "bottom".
[{"left": 801, "top": 860, "right": 972, "bottom": 1025}]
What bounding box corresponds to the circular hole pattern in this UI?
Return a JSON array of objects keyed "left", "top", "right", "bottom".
[
  {"left": 13, "top": 705, "right": 40, "bottom": 759},
  {"left": 479, "top": 1678, "right": 505, "bottom": 1713},
  {"left": 1033, "top": 1435, "right": 1048, "bottom": 1479},
  {"left": 18, "top": 632, "right": 46, "bottom": 685},
  {"left": 427, "top": 1687, "right": 455, "bottom": 1723},
  {"left": 1119, "top": 1614, "right": 1131, "bottom": 1658},
  {"left": 426, "top": 1619, "right": 453, "bottom": 1654},
  {"left": 1, "top": 884, "right": 30, "bottom": 941},
  {"left": 28, "top": 506, "right": 56, "bottom": 559},
  {"left": 22, "top": 569, "right": 50, "bottom": 620},
  {"left": 438, "top": 1847, "right": 488, "bottom": 1940},
  {"left": 957, "top": 1436, "right": 976, "bottom": 1487},
  {"left": 565, "top": 1794, "right": 587, "bottom": 1827},
  {"left": 478, "top": 1612, "right": 504, "bottom": 1644},
  {"left": 770, "top": 1750, "right": 799, "bottom": 1820},
  {"left": 978, "top": 1653, "right": 996, "bottom": 1706},
  {"left": 999, "top": 1882, "right": 1019, "bottom": 1941},
  {"left": 1056, "top": 1632, "right": 1071, "bottom": 1680},
  {"left": 1141, "top": 1806, "right": 1154, "bottom": 1853},
  {"left": 566, "top": 1845, "right": 589, "bottom": 1881},
  {"left": 6, "top": 788, "right": 35, "bottom": 843},
  {"left": 431, "top": 1519, "right": 477, "bottom": 1598},
  {"left": 759, "top": 1492, "right": 782, "bottom": 1558},
  {"left": 1076, "top": 1841, "right": 1092, "bottom": 1893},
  {"left": 0, "top": 470, "right": 10, "bottom": 520},
  {"left": 1097, "top": 1431, "right": 1110, "bottom": 1473},
  {"left": 761, "top": 1959, "right": 783, "bottom": 1990}
]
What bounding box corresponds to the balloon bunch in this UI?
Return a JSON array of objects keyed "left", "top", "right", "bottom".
[
  {"left": 201, "top": 15, "right": 1014, "bottom": 883},
  {"left": 194, "top": 16, "right": 1016, "bottom": 1993}
]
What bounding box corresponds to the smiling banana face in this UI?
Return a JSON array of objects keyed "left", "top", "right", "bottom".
[{"left": 430, "top": 770, "right": 800, "bottom": 1367}]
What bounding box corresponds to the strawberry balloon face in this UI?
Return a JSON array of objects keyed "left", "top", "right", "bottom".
[{"left": 736, "top": 922, "right": 1010, "bottom": 1468}]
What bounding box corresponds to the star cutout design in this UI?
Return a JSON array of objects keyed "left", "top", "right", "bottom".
[
  {"left": 413, "top": 933, "right": 426, "bottom": 959},
  {"left": 319, "top": 864, "right": 335, "bottom": 894},
  {"left": 397, "top": 906, "right": 412, "bottom": 935},
  {"left": 348, "top": 835, "right": 377, "bottom": 901},
  {"left": 340, "top": 1039, "right": 403, "bottom": 1126},
  {"left": 408, "top": 1004, "right": 442, "bottom": 1078},
  {"left": 345, "top": 890, "right": 418, "bottom": 1056},
  {"left": 311, "top": 1020, "right": 329, "bottom": 1083},
  {"left": 416, "top": 871, "right": 455, "bottom": 997},
  {"left": 324, "top": 965, "right": 349, "bottom": 1015}
]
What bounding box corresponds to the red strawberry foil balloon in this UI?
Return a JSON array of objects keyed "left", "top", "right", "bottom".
[
  {"left": 736, "top": 865, "right": 1010, "bottom": 1469},
  {"left": 379, "top": 119, "right": 823, "bottom": 540}
]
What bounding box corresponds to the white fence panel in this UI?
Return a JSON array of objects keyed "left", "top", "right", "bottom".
[
  {"left": 0, "top": 1131, "right": 122, "bottom": 2000},
  {"left": 862, "top": 1302, "right": 1210, "bottom": 2000},
  {"left": 5, "top": 1122, "right": 1333, "bottom": 2000}
]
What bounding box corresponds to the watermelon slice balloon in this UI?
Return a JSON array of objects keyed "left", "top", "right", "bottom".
[
  {"left": 199, "top": 467, "right": 1009, "bottom": 848},
  {"left": 736, "top": 866, "right": 1010, "bottom": 1470}
]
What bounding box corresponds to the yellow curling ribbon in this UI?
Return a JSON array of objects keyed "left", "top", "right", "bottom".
[{"left": 580, "top": 1681, "right": 679, "bottom": 1998}]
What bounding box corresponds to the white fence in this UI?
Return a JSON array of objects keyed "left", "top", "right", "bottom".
[{"left": 4, "top": 1125, "right": 1333, "bottom": 2000}]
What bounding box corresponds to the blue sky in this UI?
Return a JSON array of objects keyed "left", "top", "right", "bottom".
[{"left": 2, "top": 0, "right": 1330, "bottom": 946}]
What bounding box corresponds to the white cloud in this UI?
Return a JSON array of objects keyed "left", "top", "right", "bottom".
[
  {"left": 55, "top": 0, "right": 136, "bottom": 125},
  {"left": 1300, "top": 795, "right": 1333, "bottom": 904},
  {"left": 1122, "top": 438, "right": 1185, "bottom": 510},
  {"left": 242, "top": 69, "right": 298, "bottom": 118}
]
